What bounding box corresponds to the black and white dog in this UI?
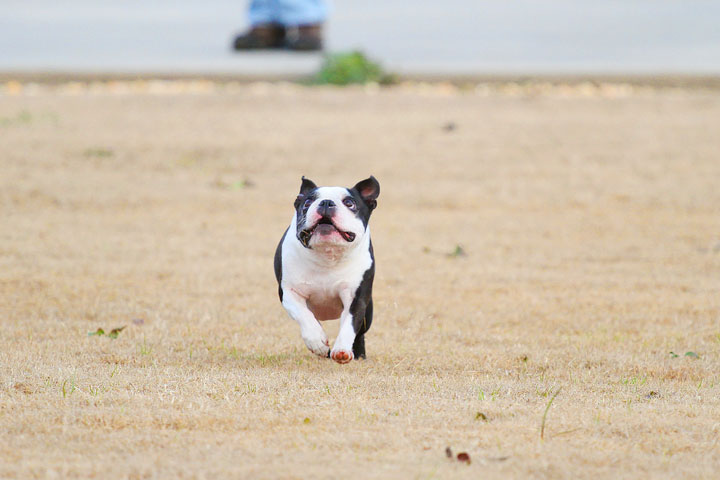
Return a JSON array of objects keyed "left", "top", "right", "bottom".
[{"left": 274, "top": 176, "right": 380, "bottom": 364}]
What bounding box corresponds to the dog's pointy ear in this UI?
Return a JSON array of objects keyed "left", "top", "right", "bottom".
[
  {"left": 295, "top": 176, "right": 317, "bottom": 208},
  {"left": 299, "top": 176, "right": 317, "bottom": 195},
  {"left": 352, "top": 176, "right": 380, "bottom": 210}
]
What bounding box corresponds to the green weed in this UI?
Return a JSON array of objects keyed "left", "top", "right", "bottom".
[
  {"left": 314, "top": 51, "right": 396, "bottom": 85},
  {"left": 83, "top": 147, "right": 113, "bottom": 158},
  {"left": 62, "top": 377, "right": 76, "bottom": 398},
  {"left": 540, "top": 387, "right": 562, "bottom": 439},
  {"left": 138, "top": 337, "right": 153, "bottom": 356},
  {"left": 0, "top": 110, "right": 33, "bottom": 127}
]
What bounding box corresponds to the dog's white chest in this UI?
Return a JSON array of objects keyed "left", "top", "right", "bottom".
[
  {"left": 281, "top": 233, "right": 372, "bottom": 321},
  {"left": 289, "top": 268, "right": 354, "bottom": 321},
  {"left": 289, "top": 259, "right": 364, "bottom": 297}
]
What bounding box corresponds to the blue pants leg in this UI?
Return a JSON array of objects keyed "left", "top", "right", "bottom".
[
  {"left": 248, "top": 0, "right": 328, "bottom": 26},
  {"left": 248, "top": 0, "right": 278, "bottom": 25}
]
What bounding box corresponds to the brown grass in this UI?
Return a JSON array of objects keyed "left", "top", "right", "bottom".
[{"left": 1, "top": 80, "right": 719, "bottom": 479}]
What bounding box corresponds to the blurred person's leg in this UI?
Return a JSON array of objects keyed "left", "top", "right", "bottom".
[
  {"left": 233, "top": 0, "right": 285, "bottom": 50},
  {"left": 247, "top": 0, "right": 278, "bottom": 25},
  {"left": 233, "top": 0, "right": 327, "bottom": 51},
  {"left": 278, "top": 0, "right": 327, "bottom": 51},
  {"left": 276, "top": 0, "right": 327, "bottom": 26}
]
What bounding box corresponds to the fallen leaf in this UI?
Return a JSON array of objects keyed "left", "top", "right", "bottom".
[
  {"left": 88, "top": 328, "right": 105, "bottom": 336},
  {"left": 303, "top": 417, "right": 311, "bottom": 424},
  {"left": 13, "top": 383, "right": 32, "bottom": 394},
  {"left": 107, "top": 326, "right": 126, "bottom": 339},
  {"left": 475, "top": 412, "right": 488, "bottom": 421},
  {"left": 685, "top": 351, "right": 699, "bottom": 359},
  {"left": 457, "top": 452, "right": 471, "bottom": 464},
  {"left": 445, "top": 447, "right": 453, "bottom": 458}
]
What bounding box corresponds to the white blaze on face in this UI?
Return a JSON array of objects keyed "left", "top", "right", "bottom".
[{"left": 303, "top": 187, "right": 366, "bottom": 246}]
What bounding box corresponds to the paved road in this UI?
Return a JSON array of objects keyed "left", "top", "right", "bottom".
[{"left": 1, "top": 0, "right": 719, "bottom": 75}]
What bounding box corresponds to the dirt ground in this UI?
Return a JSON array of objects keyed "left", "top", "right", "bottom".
[{"left": 1, "top": 80, "right": 719, "bottom": 479}]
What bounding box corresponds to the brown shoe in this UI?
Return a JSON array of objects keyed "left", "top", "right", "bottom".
[
  {"left": 285, "top": 24, "right": 323, "bottom": 51},
  {"left": 232, "top": 23, "right": 285, "bottom": 50}
]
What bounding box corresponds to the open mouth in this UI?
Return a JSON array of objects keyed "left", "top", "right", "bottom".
[{"left": 299, "top": 217, "right": 356, "bottom": 247}]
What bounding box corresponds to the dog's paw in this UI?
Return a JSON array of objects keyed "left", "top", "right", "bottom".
[
  {"left": 330, "top": 348, "right": 354, "bottom": 364},
  {"left": 302, "top": 329, "right": 330, "bottom": 357}
]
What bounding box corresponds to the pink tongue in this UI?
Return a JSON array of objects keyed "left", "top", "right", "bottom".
[{"left": 315, "top": 224, "right": 336, "bottom": 235}]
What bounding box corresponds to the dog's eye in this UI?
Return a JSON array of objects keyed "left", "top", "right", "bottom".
[
  {"left": 303, "top": 198, "right": 313, "bottom": 209},
  {"left": 343, "top": 198, "right": 357, "bottom": 211}
]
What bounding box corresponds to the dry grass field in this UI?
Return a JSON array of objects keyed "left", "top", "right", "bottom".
[{"left": 1, "top": 79, "right": 719, "bottom": 479}]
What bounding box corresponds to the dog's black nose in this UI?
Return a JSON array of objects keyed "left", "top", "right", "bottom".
[{"left": 317, "top": 199, "right": 336, "bottom": 217}]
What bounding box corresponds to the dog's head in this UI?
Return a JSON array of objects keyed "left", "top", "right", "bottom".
[{"left": 294, "top": 176, "right": 380, "bottom": 249}]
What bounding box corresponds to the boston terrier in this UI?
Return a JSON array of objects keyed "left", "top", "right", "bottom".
[{"left": 274, "top": 176, "right": 380, "bottom": 364}]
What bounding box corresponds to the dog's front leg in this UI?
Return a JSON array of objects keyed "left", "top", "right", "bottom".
[
  {"left": 330, "top": 288, "right": 359, "bottom": 364},
  {"left": 282, "top": 289, "right": 330, "bottom": 357}
]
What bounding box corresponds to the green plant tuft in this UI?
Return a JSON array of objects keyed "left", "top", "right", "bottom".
[
  {"left": 447, "top": 245, "right": 467, "bottom": 258},
  {"left": 314, "top": 51, "right": 395, "bottom": 86},
  {"left": 540, "top": 387, "right": 562, "bottom": 439},
  {"left": 83, "top": 147, "right": 113, "bottom": 158}
]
